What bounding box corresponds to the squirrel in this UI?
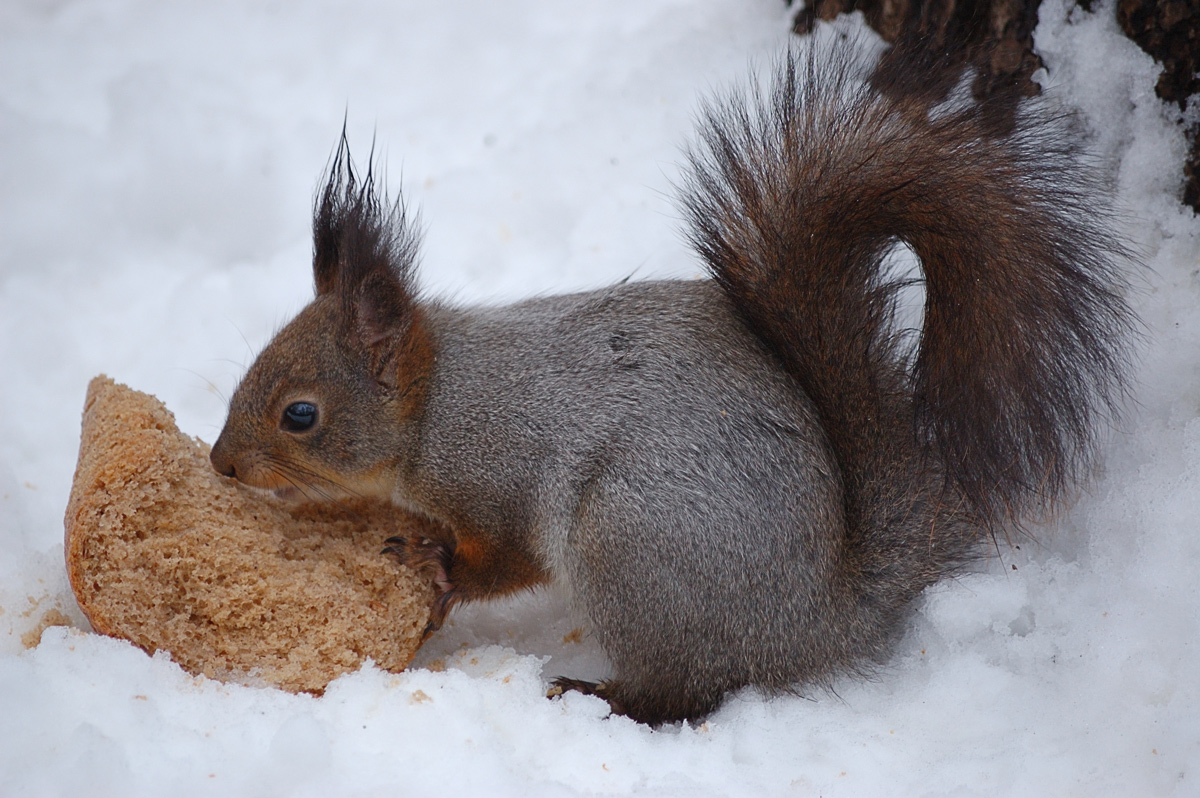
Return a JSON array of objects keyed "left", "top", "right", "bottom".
[{"left": 209, "top": 39, "right": 1137, "bottom": 725}]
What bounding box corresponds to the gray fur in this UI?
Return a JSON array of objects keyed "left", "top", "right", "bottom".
[{"left": 401, "top": 281, "right": 886, "bottom": 720}]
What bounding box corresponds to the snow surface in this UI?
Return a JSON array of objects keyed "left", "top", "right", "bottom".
[{"left": 2, "top": 0, "right": 1198, "bottom": 794}]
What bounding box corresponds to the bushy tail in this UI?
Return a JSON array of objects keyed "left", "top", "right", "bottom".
[{"left": 680, "top": 41, "right": 1137, "bottom": 550}]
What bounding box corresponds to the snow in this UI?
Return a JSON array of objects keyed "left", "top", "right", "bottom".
[{"left": 2, "top": 0, "right": 1197, "bottom": 794}]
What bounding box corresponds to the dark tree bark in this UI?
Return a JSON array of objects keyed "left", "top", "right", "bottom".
[
  {"left": 1115, "top": 0, "right": 1199, "bottom": 210},
  {"left": 789, "top": 0, "right": 1200, "bottom": 211},
  {"left": 791, "top": 0, "right": 1044, "bottom": 97}
]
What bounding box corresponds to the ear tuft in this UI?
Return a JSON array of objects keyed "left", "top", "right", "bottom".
[
  {"left": 311, "top": 130, "right": 422, "bottom": 304},
  {"left": 310, "top": 131, "right": 427, "bottom": 388}
]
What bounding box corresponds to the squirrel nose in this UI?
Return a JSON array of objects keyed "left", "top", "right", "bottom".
[{"left": 209, "top": 436, "right": 237, "bottom": 479}]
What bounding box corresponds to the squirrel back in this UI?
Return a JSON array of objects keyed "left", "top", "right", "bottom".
[{"left": 211, "top": 40, "right": 1137, "bottom": 725}]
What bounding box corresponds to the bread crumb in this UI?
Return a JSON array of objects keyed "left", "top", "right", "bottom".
[{"left": 20, "top": 608, "right": 72, "bottom": 649}]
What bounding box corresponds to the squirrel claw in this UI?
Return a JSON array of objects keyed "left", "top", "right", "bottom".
[
  {"left": 419, "top": 619, "right": 440, "bottom": 644},
  {"left": 420, "top": 588, "right": 459, "bottom": 642}
]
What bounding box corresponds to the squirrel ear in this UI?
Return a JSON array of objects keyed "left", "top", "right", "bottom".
[
  {"left": 351, "top": 270, "right": 418, "bottom": 389},
  {"left": 311, "top": 131, "right": 427, "bottom": 390}
]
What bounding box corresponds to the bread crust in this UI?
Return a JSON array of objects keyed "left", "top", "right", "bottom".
[{"left": 64, "top": 376, "right": 435, "bottom": 693}]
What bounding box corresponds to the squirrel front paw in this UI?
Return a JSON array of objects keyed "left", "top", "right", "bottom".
[
  {"left": 383, "top": 534, "right": 455, "bottom": 590},
  {"left": 383, "top": 534, "right": 460, "bottom": 640}
]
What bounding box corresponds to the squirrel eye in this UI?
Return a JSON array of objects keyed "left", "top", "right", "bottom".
[{"left": 281, "top": 401, "right": 318, "bottom": 432}]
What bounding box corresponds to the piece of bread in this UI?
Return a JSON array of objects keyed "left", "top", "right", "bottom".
[{"left": 64, "top": 376, "right": 436, "bottom": 693}]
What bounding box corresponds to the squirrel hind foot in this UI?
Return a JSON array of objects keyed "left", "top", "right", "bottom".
[
  {"left": 547, "top": 677, "right": 629, "bottom": 719},
  {"left": 547, "top": 676, "right": 723, "bottom": 727}
]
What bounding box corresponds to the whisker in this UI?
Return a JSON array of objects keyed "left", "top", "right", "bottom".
[
  {"left": 274, "top": 465, "right": 328, "bottom": 503},
  {"left": 282, "top": 460, "right": 365, "bottom": 500},
  {"left": 262, "top": 455, "right": 374, "bottom": 522}
]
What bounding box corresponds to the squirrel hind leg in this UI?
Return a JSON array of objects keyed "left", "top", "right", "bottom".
[{"left": 547, "top": 676, "right": 723, "bottom": 727}]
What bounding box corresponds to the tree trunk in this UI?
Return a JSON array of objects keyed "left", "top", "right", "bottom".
[
  {"left": 790, "top": 0, "right": 1198, "bottom": 211},
  {"left": 1115, "top": 0, "right": 1199, "bottom": 211}
]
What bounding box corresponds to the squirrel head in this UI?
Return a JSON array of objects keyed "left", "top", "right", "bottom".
[{"left": 211, "top": 139, "right": 432, "bottom": 502}]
